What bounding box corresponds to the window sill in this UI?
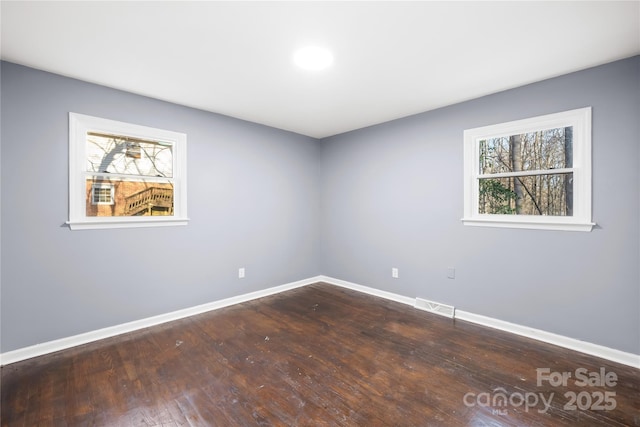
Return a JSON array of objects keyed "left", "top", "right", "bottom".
[
  {"left": 461, "top": 217, "right": 595, "bottom": 232},
  {"left": 66, "top": 217, "right": 190, "bottom": 230}
]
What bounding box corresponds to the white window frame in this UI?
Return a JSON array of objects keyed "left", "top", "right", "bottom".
[
  {"left": 68, "top": 113, "right": 188, "bottom": 230},
  {"left": 91, "top": 183, "right": 114, "bottom": 205},
  {"left": 462, "top": 107, "right": 594, "bottom": 232}
]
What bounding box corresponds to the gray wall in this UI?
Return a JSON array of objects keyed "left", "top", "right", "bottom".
[
  {"left": 2, "top": 57, "right": 638, "bottom": 356},
  {"left": 1, "top": 62, "right": 321, "bottom": 353},
  {"left": 319, "top": 56, "right": 640, "bottom": 355}
]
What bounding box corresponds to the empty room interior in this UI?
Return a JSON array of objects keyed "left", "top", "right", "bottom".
[{"left": 1, "top": 2, "right": 639, "bottom": 426}]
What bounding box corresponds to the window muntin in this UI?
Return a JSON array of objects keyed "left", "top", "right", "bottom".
[
  {"left": 68, "top": 113, "right": 188, "bottom": 230},
  {"left": 463, "top": 108, "right": 593, "bottom": 231}
]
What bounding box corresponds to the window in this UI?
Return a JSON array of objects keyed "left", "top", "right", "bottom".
[
  {"left": 463, "top": 107, "right": 594, "bottom": 231},
  {"left": 91, "top": 183, "right": 114, "bottom": 205},
  {"left": 68, "top": 113, "right": 188, "bottom": 230}
]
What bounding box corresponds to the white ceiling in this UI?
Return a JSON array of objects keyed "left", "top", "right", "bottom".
[{"left": 2, "top": 1, "right": 639, "bottom": 138}]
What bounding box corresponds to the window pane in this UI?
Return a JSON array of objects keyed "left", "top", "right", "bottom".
[
  {"left": 86, "top": 132, "right": 173, "bottom": 178},
  {"left": 85, "top": 177, "right": 174, "bottom": 217},
  {"left": 479, "top": 127, "right": 573, "bottom": 174},
  {"left": 479, "top": 173, "right": 573, "bottom": 216}
]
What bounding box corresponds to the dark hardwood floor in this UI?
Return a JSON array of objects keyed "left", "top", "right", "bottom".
[{"left": 2, "top": 283, "right": 639, "bottom": 426}]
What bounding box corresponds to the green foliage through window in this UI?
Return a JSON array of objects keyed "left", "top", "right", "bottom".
[{"left": 479, "top": 179, "right": 516, "bottom": 214}]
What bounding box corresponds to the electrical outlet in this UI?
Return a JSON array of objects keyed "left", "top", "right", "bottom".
[
  {"left": 447, "top": 268, "right": 455, "bottom": 279},
  {"left": 238, "top": 267, "right": 245, "bottom": 279},
  {"left": 392, "top": 267, "right": 399, "bottom": 278}
]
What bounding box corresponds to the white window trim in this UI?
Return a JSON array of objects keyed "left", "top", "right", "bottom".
[
  {"left": 68, "top": 113, "right": 188, "bottom": 230},
  {"left": 462, "top": 107, "right": 595, "bottom": 232}
]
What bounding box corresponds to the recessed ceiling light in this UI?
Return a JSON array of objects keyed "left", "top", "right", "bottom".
[{"left": 293, "top": 46, "right": 334, "bottom": 71}]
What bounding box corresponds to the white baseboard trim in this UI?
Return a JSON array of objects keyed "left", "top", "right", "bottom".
[
  {"left": 318, "top": 275, "right": 640, "bottom": 369},
  {"left": 454, "top": 310, "right": 640, "bottom": 369},
  {"left": 316, "top": 275, "right": 415, "bottom": 306},
  {"left": 0, "top": 276, "right": 322, "bottom": 366},
  {"left": 2, "top": 275, "right": 638, "bottom": 369}
]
